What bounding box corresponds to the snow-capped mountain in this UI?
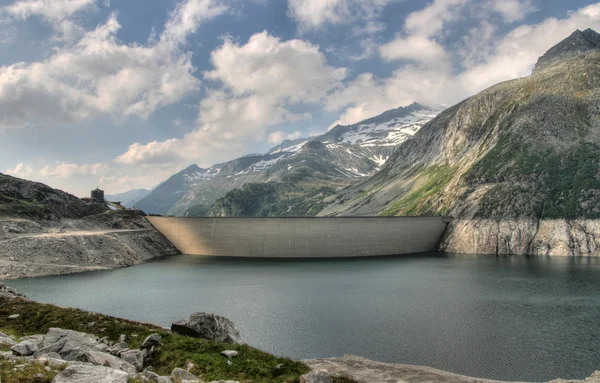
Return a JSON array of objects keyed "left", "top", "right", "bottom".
[{"left": 136, "top": 102, "right": 444, "bottom": 215}]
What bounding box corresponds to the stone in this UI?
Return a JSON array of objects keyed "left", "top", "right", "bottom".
[
  {"left": 143, "top": 370, "right": 160, "bottom": 381},
  {"left": 8, "top": 314, "right": 20, "bottom": 319},
  {"left": 51, "top": 364, "right": 129, "bottom": 383},
  {"left": 186, "top": 361, "right": 195, "bottom": 371},
  {"left": 300, "top": 369, "right": 332, "bottom": 383},
  {"left": 33, "top": 373, "right": 44, "bottom": 379},
  {"left": 11, "top": 339, "right": 38, "bottom": 356},
  {"left": 108, "top": 342, "right": 128, "bottom": 356},
  {"left": 141, "top": 333, "right": 161, "bottom": 349},
  {"left": 37, "top": 328, "right": 102, "bottom": 361},
  {"left": 171, "top": 367, "right": 199, "bottom": 381},
  {"left": 0, "top": 335, "right": 16, "bottom": 347},
  {"left": 171, "top": 313, "right": 240, "bottom": 344},
  {"left": 20, "top": 334, "right": 45, "bottom": 345},
  {"left": 226, "top": 360, "right": 232, "bottom": 366},
  {"left": 209, "top": 381, "right": 240, "bottom": 383},
  {"left": 221, "top": 350, "right": 238, "bottom": 358},
  {"left": 157, "top": 377, "right": 173, "bottom": 383},
  {"left": 79, "top": 350, "right": 137, "bottom": 375},
  {"left": 38, "top": 352, "right": 63, "bottom": 360},
  {"left": 119, "top": 334, "right": 127, "bottom": 343},
  {"left": 120, "top": 349, "right": 144, "bottom": 372}
]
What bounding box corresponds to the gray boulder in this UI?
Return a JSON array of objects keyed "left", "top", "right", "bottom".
[
  {"left": 300, "top": 369, "right": 332, "bottom": 383},
  {"left": 108, "top": 341, "right": 129, "bottom": 356},
  {"left": 141, "top": 333, "right": 161, "bottom": 349},
  {"left": 171, "top": 313, "right": 240, "bottom": 344},
  {"left": 157, "top": 377, "right": 173, "bottom": 383},
  {"left": 171, "top": 367, "right": 199, "bottom": 381},
  {"left": 80, "top": 350, "right": 137, "bottom": 375},
  {"left": 120, "top": 349, "right": 144, "bottom": 372},
  {"left": 51, "top": 364, "right": 129, "bottom": 383},
  {"left": 0, "top": 335, "right": 16, "bottom": 347},
  {"left": 37, "top": 328, "right": 101, "bottom": 361},
  {"left": 221, "top": 350, "right": 238, "bottom": 358},
  {"left": 11, "top": 339, "right": 38, "bottom": 356}
]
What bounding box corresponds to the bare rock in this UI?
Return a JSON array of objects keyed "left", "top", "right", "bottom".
[
  {"left": 79, "top": 350, "right": 137, "bottom": 375},
  {"left": 0, "top": 335, "right": 16, "bottom": 347},
  {"left": 37, "top": 328, "right": 102, "bottom": 361},
  {"left": 51, "top": 364, "right": 129, "bottom": 383},
  {"left": 171, "top": 312, "right": 240, "bottom": 344},
  {"left": 0, "top": 282, "right": 29, "bottom": 300},
  {"left": 120, "top": 349, "right": 144, "bottom": 372},
  {"left": 141, "top": 333, "right": 161, "bottom": 349},
  {"left": 171, "top": 367, "right": 199, "bottom": 381},
  {"left": 11, "top": 339, "right": 38, "bottom": 356},
  {"left": 300, "top": 369, "right": 333, "bottom": 383},
  {"left": 221, "top": 350, "right": 238, "bottom": 358}
]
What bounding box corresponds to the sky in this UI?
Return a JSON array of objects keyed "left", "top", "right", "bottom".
[{"left": 1, "top": 0, "right": 600, "bottom": 197}]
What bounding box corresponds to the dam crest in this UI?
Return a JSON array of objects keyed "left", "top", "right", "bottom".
[{"left": 147, "top": 217, "right": 452, "bottom": 258}]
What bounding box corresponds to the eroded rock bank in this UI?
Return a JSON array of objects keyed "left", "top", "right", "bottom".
[{"left": 441, "top": 219, "right": 600, "bottom": 256}]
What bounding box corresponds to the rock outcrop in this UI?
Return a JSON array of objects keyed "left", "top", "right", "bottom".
[
  {"left": 172, "top": 312, "right": 240, "bottom": 344},
  {"left": 51, "top": 365, "right": 130, "bottom": 383},
  {"left": 441, "top": 219, "right": 600, "bottom": 256}
]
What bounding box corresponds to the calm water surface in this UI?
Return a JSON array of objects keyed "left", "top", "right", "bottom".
[{"left": 5, "top": 253, "right": 600, "bottom": 382}]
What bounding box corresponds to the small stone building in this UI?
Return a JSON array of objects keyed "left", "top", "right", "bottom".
[{"left": 91, "top": 188, "right": 105, "bottom": 203}]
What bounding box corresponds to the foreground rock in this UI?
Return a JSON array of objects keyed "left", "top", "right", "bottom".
[
  {"left": 172, "top": 312, "right": 240, "bottom": 344},
  {"left": 51, "top": 365, "right": 129, "bottom": 383},
  {"left": 0, "top": 282, "right": 30, "bottom": 300},
  {"left": 303, "top": 355, "right": 600, "bottom": 383},
  {"left": 300, "top": 369, "right": 332, "bottom": 383}
]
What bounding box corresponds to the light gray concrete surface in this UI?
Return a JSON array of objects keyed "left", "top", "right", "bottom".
[{"left": 146, "top": 217, "right": 450, "bottom": 258}]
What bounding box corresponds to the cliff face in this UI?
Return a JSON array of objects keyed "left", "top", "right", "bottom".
[{"left": 320, "top": 31, "right": 600, "bottom": 256}]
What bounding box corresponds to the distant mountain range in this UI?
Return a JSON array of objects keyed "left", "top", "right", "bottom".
[
  {"left": 135, "top": 102, "right": 445, "bottom": 216},
  {"left": 105, "top": 189, "right": 150, "bottom": 208}
]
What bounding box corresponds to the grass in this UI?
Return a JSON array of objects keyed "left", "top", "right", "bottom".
[
  {"left": 379, "top": 165, "right": 456, "bottom": 217},
  {"left": 0, "top": 296, "right": 311, "bottom": 383},
  {"left": 0, "top": 358, "right": 68, "bottom": 383}
]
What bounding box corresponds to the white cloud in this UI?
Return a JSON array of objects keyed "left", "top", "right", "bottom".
[
  {"left": 492, "top": 0, "right": 535, "bottom": 23},
  {"left": 328, "top": 2, "right": 600, "bottom": 127},
  {"left": 38, "top": 162, "right": 110, "bottom": 178},
  {"left": 267, "top": 130, "right": 302, "bottom": 145},
  {"left": 380, "top": 35, "right": 450, "bottom": 67},
  {"left": 404, "top": 0, "right": 469, "bottom": 37},
  {"left": 0, "top": 0, "right": 227, "bottom": 129},
  {"left": 287, "top": 0, "right": 389, "bottom": 32},
  {"left": 117, "top": 31, "right": 344, "bottom": 166},
  {"left": 6, "top": 162, "right": 34, "bottom": 178},
  {"left": 3, "top": 0, "right": 96, "bottom": 40}
]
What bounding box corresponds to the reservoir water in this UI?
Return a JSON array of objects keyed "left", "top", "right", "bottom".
[{"left": 5, "top": 253, "right": 600, "bottom": 382}]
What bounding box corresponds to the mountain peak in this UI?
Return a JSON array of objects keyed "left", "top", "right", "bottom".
[{"left": 533, "top": 28, "right": 600, "bottom": 74}]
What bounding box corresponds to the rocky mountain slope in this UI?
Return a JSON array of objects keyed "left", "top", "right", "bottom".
[
  {"left": 136, "top": 103, "right": 444, "bottom": 216},
  {"left": 320, "top": 29, "right": 600, "bottom": 256},
  {"left": 0, "top": 173, "right": 178, "bottom": 279},
  {"left": 105, "top": 189, "right": 150, "bottom": 208}
]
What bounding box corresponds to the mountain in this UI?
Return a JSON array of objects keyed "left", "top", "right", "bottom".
[
  {"left": 320, "top": 29, "right": 600, "bottom": 256},
  {"left": 138, "top": 103, "right": 444, "bottom": 216},
  {"left": 105, "top": 189, "right": 150, "bottom": 208},
  {"left": 533, "top": 28, "right": 600, "bottom": 73}
]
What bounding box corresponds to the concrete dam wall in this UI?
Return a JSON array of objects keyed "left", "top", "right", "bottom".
[{"left": 147, "top": 217, "right": 451, "bottom": 258}]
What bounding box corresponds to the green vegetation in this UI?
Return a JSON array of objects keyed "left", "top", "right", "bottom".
[
  {"left": 0, "top": 297, "right": 310, "bottom": 382},
  {"left": 208, "top": 181, "right": 339, "bottom": 217},
  {"left": 0, "top": 358, "right": 68, "bottom": 383},
  {"left": 464, "top": 136, "right": 600, "bottom": 219},
  {"left": 380, "top": 165, "right": 456, "bottom": 216}
]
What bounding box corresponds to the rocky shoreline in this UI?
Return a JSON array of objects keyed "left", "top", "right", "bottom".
[{"left": 441, "top": 219, "right": 600, "bottom": 256}]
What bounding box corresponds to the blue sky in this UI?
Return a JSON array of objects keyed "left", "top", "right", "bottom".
[{"left": 1, "top": 0, "right": 600, "bottom": 196}]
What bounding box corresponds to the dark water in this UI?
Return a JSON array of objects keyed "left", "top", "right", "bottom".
[{"left": 5, "top": 253, "right": 600, "bottom": 382}]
